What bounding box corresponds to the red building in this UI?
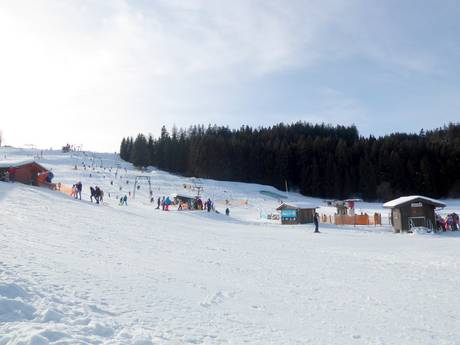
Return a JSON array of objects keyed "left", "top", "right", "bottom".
[{"left": 0, "top": 160, "right": 49, "bottom": 186}]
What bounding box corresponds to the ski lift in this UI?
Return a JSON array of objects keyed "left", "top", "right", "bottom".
[
  {"left": 133, "top": 176, "right": 153, "bottom": 199},
  {"left": 190, "top": 179, "right": 204, "bottom": 197}
]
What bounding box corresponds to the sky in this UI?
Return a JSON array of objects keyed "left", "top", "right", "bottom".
[{"left": 0, "top": 0, "right": 459, "bottom": 152}]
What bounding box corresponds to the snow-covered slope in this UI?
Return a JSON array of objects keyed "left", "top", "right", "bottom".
[{"left": 1, "top": 147, "right": 460, "bottom": 345}]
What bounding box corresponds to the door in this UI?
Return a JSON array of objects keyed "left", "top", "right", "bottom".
[{"left": 408, "top": 216, "right": 426, "bottom": 229}]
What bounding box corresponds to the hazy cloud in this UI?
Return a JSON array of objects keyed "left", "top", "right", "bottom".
[{"left": 0, "top": 0, "right": 459, "bottom": 150}]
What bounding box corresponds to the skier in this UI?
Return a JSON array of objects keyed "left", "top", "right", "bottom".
[
  {"left": 98, "top": 188, "right": 104, "bottom": 203},
  {"left": 76, "top": 181, "right": 82, "bottom": 200},
  {"left": 46, "top": 171, "right": 54, "bottom": 183},
  {"left": 71, "top": 184, "right": 77, "bottom": 198},
  {"left": 90, "top": 187, "right": 98, "bottom": 203},
  {"left": 313, "top": 212, "right": 320, "bottom": 233},
  {"left": 197, "top": 198, "right": 203, "bottom": 210},
  {"left": 95, "top": 186, "right": 102, "bottom": 204},
  {"left": 119, "top": 195, "right": 128, "bottom": 206},
  {"left": 164, "top": 196, "right": 172, "bottom": 211},
  {"left": 156, "top": 197, "right": 161, "bottom": 209},
  {"left": 225, "top": 208, "right": 230, "bottom": 216}
]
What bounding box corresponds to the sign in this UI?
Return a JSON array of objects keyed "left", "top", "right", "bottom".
[
  {"left": 411, "top": 202, "right": 423, "bottom": 208},
  {"left": 281, "top": 209, "right": 297, "bottom": 218}
]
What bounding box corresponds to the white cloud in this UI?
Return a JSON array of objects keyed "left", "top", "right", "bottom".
[{"left": 0, "top": 0, "right": 455, "bottom": 150}]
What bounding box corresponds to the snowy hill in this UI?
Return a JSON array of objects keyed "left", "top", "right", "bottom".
[{"left": 1, "top": 147, "right": 460, "bottom": 344}]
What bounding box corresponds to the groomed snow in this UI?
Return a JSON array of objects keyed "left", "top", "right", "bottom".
[{"left": 1, "top": 147, "right": 460, "bottom": 345}]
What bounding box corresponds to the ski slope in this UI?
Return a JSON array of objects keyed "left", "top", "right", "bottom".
[{"left": 1, "top": 147, "right": 460, "bottom": 345}]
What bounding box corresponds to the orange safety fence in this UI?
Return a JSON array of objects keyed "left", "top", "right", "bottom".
[
  {"left": 215, "top": 199, "right": 249, "bottom": 206},
  {"left": 57, "top": 183, "right": 74, "bottom": 196},
  {"left": 321, "top": 214, "right": 334, "bottom": 224},
  {"left": 321, "top": 213, "right": 382, "bottom": 226},
  {"left": 39, "top": 181, "right": 74, "bottom": 196}
]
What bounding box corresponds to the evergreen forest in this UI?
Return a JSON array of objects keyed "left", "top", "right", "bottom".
[{"left": 120, "top": 122, "right": 460, "bottom": 201}]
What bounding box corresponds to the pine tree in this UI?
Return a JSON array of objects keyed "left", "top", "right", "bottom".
[{"left": 130, "top": 134, "right": 149, "bottom": 167}]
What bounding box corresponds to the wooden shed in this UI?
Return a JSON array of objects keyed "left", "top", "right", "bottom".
[
  {"left": 383, "top": 196, "right": 446, "bottom": 232},
  {"left": 276, "top": 202, "right": 318, "bottom": 225},
  {"left": 0, "top": 160, "right": 49, "bottom": 186}
]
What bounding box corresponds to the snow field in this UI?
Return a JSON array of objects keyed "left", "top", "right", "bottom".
[{"left": 1, "top": 148, "right": 460, "bottom": 344}]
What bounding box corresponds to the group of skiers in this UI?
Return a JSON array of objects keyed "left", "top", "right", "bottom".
[
  {"left": 155, "top": 196, "right": 174, "bottom": 211},
  {"left": 70, "top": 182, "right": 104, "bottom": 205},
  {"left": 71, "top": 182, "right": 83, "bottom": 200},
  {"left": 436, "top": 213, "right": 460, "bottom": 231},
  {"left": 152, "top": 195, "right": 219, "bottom": 213},
  {"left": 155, "top": 196, "right": 173, "bottom": 210},
  {"left": 119, "top": 195, "right": 128, "bottom": 206},
  {"left": 90, "top": 186, "right": 104, "bottom": 204}
]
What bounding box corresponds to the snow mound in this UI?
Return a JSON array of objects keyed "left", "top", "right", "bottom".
[
  {"left": 0, "top": 268, "right": 152, "bottom": 344},
  {"left": 0, "top": 297, "right": 36, "bottom": 322},
  {"left": 0, "top": 282, "right": 30, "bottom": 299}
]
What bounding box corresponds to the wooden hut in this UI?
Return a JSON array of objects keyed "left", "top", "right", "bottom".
[
  {"left": 276, "top": 202, "right": 318, "bottom": 225},
  {"left": 383, "top": 196, "right": 446, "bottom": 232},
  {"left": 0, "top": 160, "right": 49, "bottom": 186}
]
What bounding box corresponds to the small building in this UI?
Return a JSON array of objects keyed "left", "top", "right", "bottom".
[
  {"left": 276, "top": 202, "right": 318, "bottom": 225},
  {"left": 172, "top": 193, "right": 203, "bottom": 210},
  {"left": 335, "top": 202, "right": 348, "bottom": 216},
  {"left": 331, "top": 199, "right": 362, "bottom": 216},
  {"left": 0, "top": 160, "right": 49, "bottom": 186},
  {"left": 383, "top": 195, "right": 446, "bottom": 232}
]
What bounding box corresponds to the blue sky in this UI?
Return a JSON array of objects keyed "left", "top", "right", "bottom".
[{"left": 0, "top": 0, "right": 459, "bottom": 151}]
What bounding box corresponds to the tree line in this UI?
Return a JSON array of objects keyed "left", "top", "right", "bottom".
[{"left": 120, "top": 122, "right": 460, "bottom": 201}]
